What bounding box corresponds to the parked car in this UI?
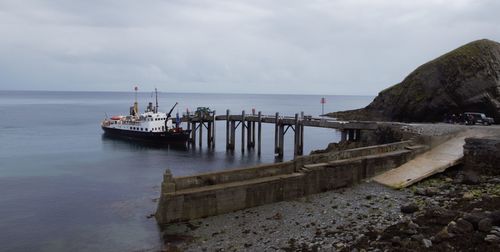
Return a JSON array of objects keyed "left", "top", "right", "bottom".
[{"left": 463, "top": 112, "right": 494, "bottom": 125}]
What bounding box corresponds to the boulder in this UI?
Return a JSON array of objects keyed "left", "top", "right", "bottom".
[
  {"left": 478, "top": 218, "right": 493, "bottom": 232},
  {"left": 485, "top": 234, "right": 500, "bottom": 243},
  {"left": 462, "top": 170, "right": 480, "bottom": 185},
  {"left": 401, "top": 203, "right": 419, "bottom": 214},
  {"left": 435, "top": 226, "right": 454, "bottom": 241},
  {"left": 455, "top": 218, "right": 474, "bottom": 233},
  {"left": 464, "top": 212, "right": 488, "bottom": 229},
  {"left": 489, "top": 211, "right": 500, "bottom": 225}
]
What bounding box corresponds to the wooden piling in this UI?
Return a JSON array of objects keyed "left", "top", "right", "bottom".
[
  {"left": 211, "top": 110, "right": 216, "bottom": 148},
  {"left": 247, "top": 117, "right": 252, "bottom": 149},
  {"left": 241, "top": 110, "right": 246, "bottom": 153},
  {"left": 207, "top": 121, "right": 212, "bottom": 148},
  {"left": 230, "top": 120, "right": 236, "bottom": 151},
  {"left": 191, "top": 122, "right": 196, "bottom": 147},
  {"left": 251, "top": 121, "right": 256, "bottom": 148},
  {"left": 299, "top": 119, "right": 304, "bottom": 155},
  {"left": 341, "top": 130, "right": 347, "bottom": 142},
  {"left": 199, "top": 122, "right": 203, "bottom": 147},
  {"left": 278, "top": 123, "right": 285, "bottom": 158},
  {"left": 355, "top": 129, "right": 361, "bottom": 142},
  {"left": 226, "top": 110, "right": 230, "bottom": 150},
  {"left": 348, "top": 129, "right": 355, "bottom": 141},
  {"left": 274, "top": 112, "right": 279, "bottom": 154},
  {"left": 257, "top": 111, "right": 262, "bottom": 156},
  {"left": 294, "top": 113, "right": 299, "bottom": 158},
  {"left": 187, "top": 117, "right": 192, "bottom": 143}
]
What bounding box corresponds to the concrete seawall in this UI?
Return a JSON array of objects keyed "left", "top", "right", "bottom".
[{"left": 156, "top": 141, "right": 426, "bottom": 224}]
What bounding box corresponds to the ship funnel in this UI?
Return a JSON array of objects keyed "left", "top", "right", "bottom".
[{"left": 133, "top": 86, "right": 139, "bottom": 116}]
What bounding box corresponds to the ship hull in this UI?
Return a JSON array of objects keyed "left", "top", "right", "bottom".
[{"left": 101, "top": 126, "right": 191, "bottom": 144}]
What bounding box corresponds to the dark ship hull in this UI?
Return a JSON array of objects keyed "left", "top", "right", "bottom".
[{"left": 102, "top": 127, "right": 191, "bottom": 144}]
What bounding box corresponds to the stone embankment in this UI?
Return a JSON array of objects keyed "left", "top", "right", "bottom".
[{"left": 156, "top": 140, "right": 426, "bottom": 224}]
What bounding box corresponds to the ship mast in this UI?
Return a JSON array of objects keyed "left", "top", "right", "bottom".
[
  {"left": 155, "top": 88, "right": 159, "bottom": 113},
  {"left": 134, "top": 86, "right": 139, "bottom": 116}
]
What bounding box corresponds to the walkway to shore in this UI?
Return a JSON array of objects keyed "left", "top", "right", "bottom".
[{"left": 373, "top": 129, "right": 489, "bottom": 188}]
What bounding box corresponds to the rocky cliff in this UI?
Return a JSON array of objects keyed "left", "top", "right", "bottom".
[{"left": 329, "top": 39, "right": 500, "bottom": 122}]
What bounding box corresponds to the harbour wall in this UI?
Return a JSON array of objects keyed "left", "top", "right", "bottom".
[{"left": 156, "top": 141, "right": 426, "bottom": 224}]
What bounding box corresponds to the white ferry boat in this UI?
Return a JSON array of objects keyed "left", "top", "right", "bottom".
[{"left": 101, "top": 88, "right": 190, "bottom": 144}]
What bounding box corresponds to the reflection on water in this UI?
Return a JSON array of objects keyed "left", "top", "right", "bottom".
[{"left": 101, "top": 134, "right": 189, "bottom": 151}]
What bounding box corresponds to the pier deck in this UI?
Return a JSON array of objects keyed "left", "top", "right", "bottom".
[{"left": 181, "top": 110, "right": 379, "bottom": 158}]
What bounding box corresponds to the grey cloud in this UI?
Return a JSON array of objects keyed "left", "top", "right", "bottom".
[{"left": 0, "top": 0, "right": 499, "bottom": 94}]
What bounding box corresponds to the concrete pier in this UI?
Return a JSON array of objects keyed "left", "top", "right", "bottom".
[{"left": 155, "top": 140, "right": 427, "bottom": 224}]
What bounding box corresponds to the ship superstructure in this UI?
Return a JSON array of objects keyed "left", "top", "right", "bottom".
[{"left": 101, "top": 87, "right": 190, "bottom": 143}]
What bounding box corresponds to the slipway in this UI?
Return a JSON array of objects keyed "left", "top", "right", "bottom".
[{"left": 373, "top": 131, "right": 478, "bottom": 189}]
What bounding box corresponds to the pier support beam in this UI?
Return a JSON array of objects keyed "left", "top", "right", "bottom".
[
  {"left": 341, "top": 130, "right": 347, "bottom": 142},
  {"left": 299, "top": 119, "right": 304, "bottom": 155},
  {"left": 251, "top": 121, "right": 256, "bottom": 148},
  {"left": 355, "top": 129, "right": 361, "bottom": 142},
  {"left": 211, "top": 110, "right": 216, "bottom": 148},
  {"left": 278, "top": 122, "right": 285, "bottom": 159},
  {"left": 187, "top": 118, "right": 192, "bottom": 143},
  {"left": 348, "top": 129, "right": 355, "bottom": 141},
  {"left": 230, "top": 120, "right": 236, "bottom": 151},
  {"left": 293, "top": 113, "right": 305, "bottom": 157},
  {"left": 191, "top": 122, "right": 196, "bottom": 147},
  {"left": 206, "top": 111, "right": 216, "bottom": 148},
  {"left": 247, "top": 117, "right": 252, "bottom": 149},
  {"left": 241, "top": 110, "right": 246, "bottom": 153},
  {"left": 257, "top": 111, "right": 262, "bottom": 156},
  {"left": 294, "top": 114, "right": 300, "bottom": 158},
  {"left": 274, "top": 112, "right": 279, "bottom": 154},
  {"left": 226, "top": 110, "right": 231, "bottom": 150},
  {"left": 199, "top": 122, "right": 203, "bottom": 148}
]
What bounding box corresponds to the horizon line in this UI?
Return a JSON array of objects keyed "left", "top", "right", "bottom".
[{"left": 0, "top": 89, "right": 376, "bottom": 97}]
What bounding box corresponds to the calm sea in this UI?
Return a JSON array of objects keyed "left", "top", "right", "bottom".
[{"left": 0, "top": 91, "right": 373, "bottom": 251}]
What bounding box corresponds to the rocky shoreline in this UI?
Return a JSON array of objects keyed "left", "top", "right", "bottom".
[
  {"left": 162, "top": 181, "right": 412, "bottom": 251},
  {"left": 346, "top": 166, "right": 500, "bottom": 251},
  {"left": 159, "top": 124, "right": 500, "bottom": 251},
  {"left": 161, "top": 165, "right": 500, "bottom": 252}
]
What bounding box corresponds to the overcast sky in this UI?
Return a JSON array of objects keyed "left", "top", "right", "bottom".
[{"left": 0, "top": 0, "right": 499, "bottom": 95}]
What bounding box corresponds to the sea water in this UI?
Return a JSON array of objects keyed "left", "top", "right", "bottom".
[{"left": 0, "top": 91, "right": 373, "bottom": 251}]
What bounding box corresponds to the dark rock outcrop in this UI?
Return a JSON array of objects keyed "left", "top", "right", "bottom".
[
  {"left": 463, "top": 136, "right": 500, "bottom": 175},
  {"left": 329, "top": 39, "right": 500, "bottom": 122}
]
